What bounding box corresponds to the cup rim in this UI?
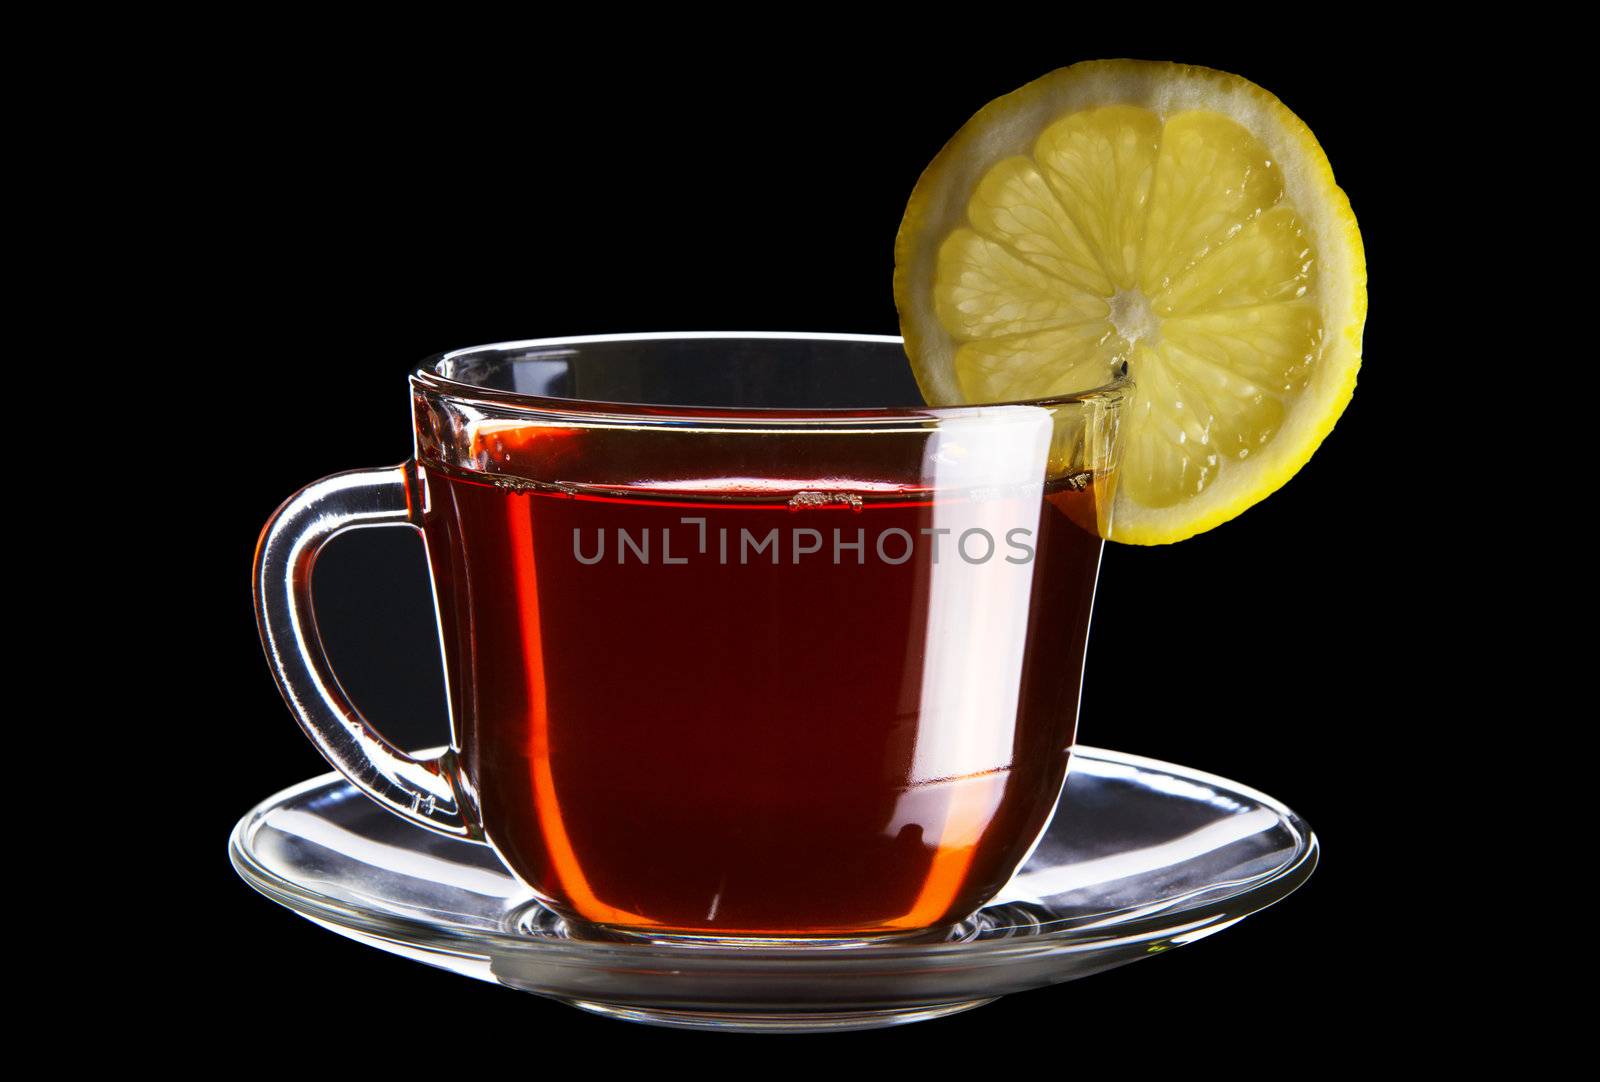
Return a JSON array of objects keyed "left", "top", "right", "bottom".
[{"left": 411, "top": 331, "right": 1131, "bottom": 425}]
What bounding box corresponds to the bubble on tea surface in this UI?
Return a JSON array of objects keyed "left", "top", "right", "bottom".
[{"left": 788, "top": 490, "right": 864, "bottom": 512}]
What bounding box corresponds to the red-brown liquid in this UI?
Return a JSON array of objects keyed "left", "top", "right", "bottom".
[{"left": 419, "top": 429, "right": 1102, "bottom": 937}]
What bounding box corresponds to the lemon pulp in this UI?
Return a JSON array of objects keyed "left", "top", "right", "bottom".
[{"left": 895, "top": 61, "right": 1366, "bottom": 544}]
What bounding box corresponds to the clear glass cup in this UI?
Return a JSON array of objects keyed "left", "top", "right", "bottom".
[{"left": 254, "top": 332, "right": 1127, "bottom": 942}]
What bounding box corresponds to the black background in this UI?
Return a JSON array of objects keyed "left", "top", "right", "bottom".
[{"left": 149, "top": 29, "right": 1460, "bottom": 1064}]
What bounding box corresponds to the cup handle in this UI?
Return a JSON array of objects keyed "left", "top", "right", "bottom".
[{"left": 253, "top": 463, "right": 479, "bottom": 840}]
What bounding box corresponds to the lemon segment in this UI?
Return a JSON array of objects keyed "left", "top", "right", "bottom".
[{"left": 894, "top": 60, "right": 1366, "bottom": 544}]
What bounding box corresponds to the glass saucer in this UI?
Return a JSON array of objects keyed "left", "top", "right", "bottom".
[{"left": 229, "top": 746, "right": 1316, "bottom": 1032}]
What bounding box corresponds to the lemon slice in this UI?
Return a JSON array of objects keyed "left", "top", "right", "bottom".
[{"left": 894, "top": 60, "right": 1366, "bottom": 544}]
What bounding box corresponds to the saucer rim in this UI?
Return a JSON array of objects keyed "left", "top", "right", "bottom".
[{"left": 228, "top": 745, "right": 1318, "bottom": 969}]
